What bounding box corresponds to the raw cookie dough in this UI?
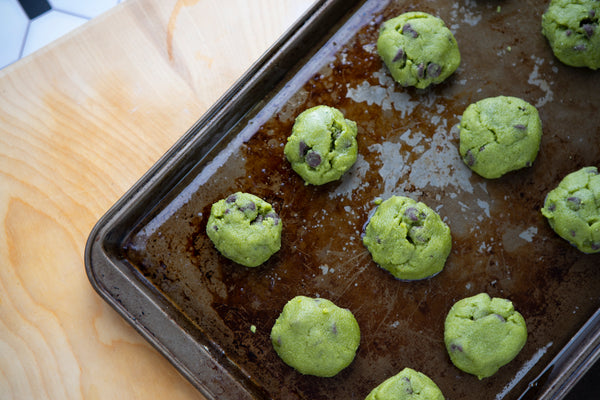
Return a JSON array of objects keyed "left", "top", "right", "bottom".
[
  {"left": 444, "top": 293, "right": 527, "bottom": 379},
  {"left": 377, "top": 11, "right": 461, "bottom": 89},
  {"left": 270, "top": 296, "right": 360, "bottom": 377},
  {"left": 459, "top": 96, "right": 542, "bottom": 179},
  {"left": 206, "top": 192, "right": 282, "bottom": 267},
  {"left": 541, "top": 166, "right": 600, "bottom": 253},
  {"left": 365, "top": 368, "right": 445, "bottom": 400},
  {"left": 284, "top": 105, "right": 358, "bottom": 185},
  {"left": 542, "top": 0, "right": 600, "bottom": 69},
  {"left": 362, "top": 196, "right": 452, "bottom": 281}
]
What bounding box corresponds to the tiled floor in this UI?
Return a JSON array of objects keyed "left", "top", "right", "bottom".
[{"left": 0, "top": 0, "right": 124, "bottom": 69}]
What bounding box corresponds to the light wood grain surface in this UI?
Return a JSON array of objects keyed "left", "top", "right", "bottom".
[{"left": 0, "top": 0, "right": 314, "bottom": 398}]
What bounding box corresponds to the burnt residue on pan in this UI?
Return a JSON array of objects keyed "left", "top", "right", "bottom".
[{"left": 124, "top": 0, "right": 600, "bottom": 399}]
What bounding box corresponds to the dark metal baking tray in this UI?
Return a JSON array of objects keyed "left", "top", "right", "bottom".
[{"left": 85, "top": 0, "right": 600, "bottom": 399}]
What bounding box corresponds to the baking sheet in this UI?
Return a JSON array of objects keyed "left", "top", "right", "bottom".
[{"left": 88, "top": 0, "right": 600, "bottom": 399}]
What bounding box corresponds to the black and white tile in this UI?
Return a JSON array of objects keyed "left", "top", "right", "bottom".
[{"left": 1, "top": 0, "right": 124, "bottom": 69}]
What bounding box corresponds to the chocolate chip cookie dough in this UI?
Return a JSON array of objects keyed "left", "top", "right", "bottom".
[
  {"left": 444, "top": 293, "right": 527, "bottom": 379},
  {"left": 365, "top": 368, "right": 445, "bottom": 400},
  {"left": 458, "top": 96, "right": 542, "bottom": 179},
  {"left": 541, "top": 166, "right": 600, "bottom": 253},
  {"left": 362, "top": 196, "right": 452, "bottom": 281},
  {"left": 542, "top": 0, "right": 600, "bottom": 69},
  {"left": 270, "top": 296, "right": 361, "bottom": 377},
  {"left": 377, "top": 11, "right": 460, "bottom": 89},
  {"left": 206, "top": 192, "right": 282, "bottom": 267},
  {"left": 284, "top": 105, "right": 358, "bottom": 185}
]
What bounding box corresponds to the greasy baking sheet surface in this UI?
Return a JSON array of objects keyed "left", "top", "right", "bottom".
[{"left": 123, "top": 0, "right": 600, "bottom": 399}]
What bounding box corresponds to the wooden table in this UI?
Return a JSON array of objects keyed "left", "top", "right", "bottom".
[
  {"left": 0, "top": 1, "right": 313, "bottom": 398},
  {"left": 1, "top": 0, "right": 598, "bottom": 399}
]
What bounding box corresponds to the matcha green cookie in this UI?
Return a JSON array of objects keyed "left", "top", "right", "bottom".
[
  {"left": 270, "top": 296, "right": 360, "bottom": 377},
  {"left": 365, "top": 368, "right": 444, "bottom": 400},
  {"left": 362, "top": 196, "right": 452, "bottom": 281},
  {"left": 206, "top": 192, "right": 281, "bottom": 267},
  {"left": 284, "top": 105, "right": 358, "bottom": 185},
  {"left": 459, "top": 96, "right": 542, "bottom": 179},
  {"left": 542, "top": 0, "right": 600, "bottom": 69},
  {"left": 377, "top": 11, "right": 460, "bottom": 89},
  {"left": 444, "top": 293, "right": 527, "bottom": 379},
  {"left": 541, "top": 166, "right": 600, "bottom": 253}
]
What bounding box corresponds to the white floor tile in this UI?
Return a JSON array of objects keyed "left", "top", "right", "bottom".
[
  {"left": 49, "top": 0, "right": 119, "bottom": 19},
  {"left": 0, "top": 0, "right": 29, "bottom": 68},
  {"left": 21, "top": 10, "right": 88, "bottom": 57}
]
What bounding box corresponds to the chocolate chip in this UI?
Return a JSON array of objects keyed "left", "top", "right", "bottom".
[
  {"left": 332, "top": 323, "right": 337, "bottom": 334},
  {"left": 570, "top": 230, "right": 577, "bottom": 237},
  {"left": 241, "top": 202, "right": 256, "bottom": 212},
  {"left": 464, "top": 149, "right": 476, "bottom": 167},
  {"left": 583, "top": 24, "right": 596, "bottom": 38},
  {"left": 306, "top": 151, "right": 322, "bottom": 168},
  {"left": 401, "top": 377, "right": 413, "bottom": 394},
  {"left": 450, "top": 343, "right": 463, "bottom": 352},
  {"left": 591, "top": 242, "right": 600, "bottom": 250},
  {"left": 427, "top": 63, "right": 442, "bottom": 78},
  {"left": 299, "top": 141, "right": 309, "bottom": 157},
  {"left": 514, "top": 124, "right": 527, "bottom": 130},
  {"left": 417, "top": 63, "right": 425, "bottom": 78},
  {"left": 525, "top": 161, "right": 533, "bottom": 167},
  {"left": 266, "top": 212, "right": 281, "bottom": 226},
  {"left": 566, "top": 29, "right": 573, "bottom": 37},
  {"left": 393, "top": 47, "right": 406, "bottom": 63},
  {"left": 405, "top": 207, "right": 420, "bottom": 222},
  {"left": 226, "top": 194, "right": 237, "bottom": 203},
  {"left": 574, "top": 44, "right": 587, "bottom": 51},
  {"left": 212, "top": 225, "right": 218, "bottom": 231},
  {"left": 547, "top": 203, "right": 556, "bottom": 212},
  {"left": 567, "top": 196, "right": 582, "bottom": 210},
  {"left": 402, "top": 23, "right": 419, "bottom": 38},
  {"left": 590, "top": 10, "right": 596, "bottom": 18},
  {"left": 494, "top": 314, "right": 506, "bottom": 322},
  {"left": 252, "top": 215, "right": 264, "bottom": 225},
  {"left": 479, "top": 145, "right": 486, "bottom": 152}
]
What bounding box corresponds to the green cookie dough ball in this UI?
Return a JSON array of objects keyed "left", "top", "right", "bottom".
[
  {"left": 365, "top": 368, "right": 444, "bottom": 400},
  {"left": 284, "top": 105, "right": 358, "bottom": 185},
  {"left": 362, "top": 196, "right": 452, "bottom": 281},
  {"left": 377, "top": 11, "right": 461, "bottom": 89},
  {"left": 542, "top": 0, "right": 600, "bottom": 69},
  {"left": 206, "top": 192, "right": 282, "bottom": 267},
  {"left": 444, "top": 293, "right": 527, "bottom": 379},
  {"left": 459, "top": 96, "right": 542, "bottom": 179},
  {"left": 270, "top": 296, "right": 360, "bottom": 377},
  {"left": 541, "top": 166, "right": 600, "bottom": 253}
]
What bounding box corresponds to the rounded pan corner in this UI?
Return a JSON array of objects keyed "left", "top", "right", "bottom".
[{"left": 83, "top": 213, "right": 258, "bottom": 400}]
